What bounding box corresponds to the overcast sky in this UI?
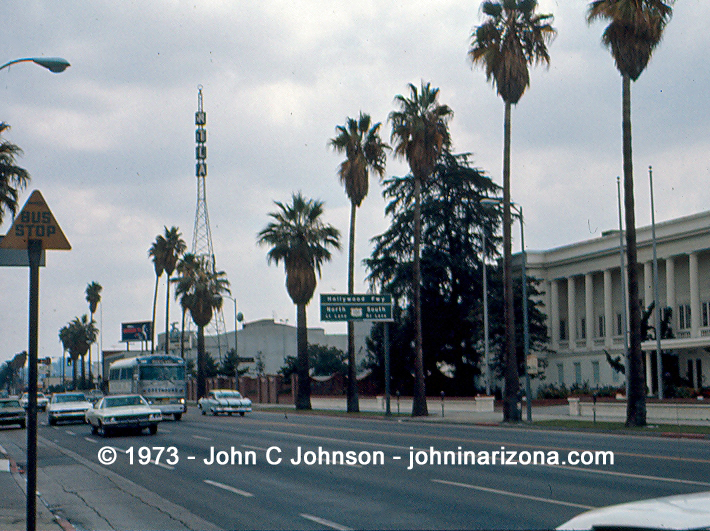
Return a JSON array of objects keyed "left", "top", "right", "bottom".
[{"left": 1, "top": 1, "right": 708, "bottom": 365}]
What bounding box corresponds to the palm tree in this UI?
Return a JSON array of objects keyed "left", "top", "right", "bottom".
[
  {"left": 60, "top": 316, "right": 98, "bottom": 389},
  {"left": 330, "top": 112, "right": 389, "bottom": 413},
  {"left": 85, "top": 281, "right": 102, "bottom": 387},
  {"left": 389, "top": 81, "right": 452, "bottom": 417},
  {"left": 161, "top": 227, "right": 187, "bottom": 354},
  {"left": 257, "top": 192, "right": 341, "bottom": 410},
  {"left": 470, "top": 0, "right": 555, "bottom": 422},
  {"left": 587, "top": 0, "right": 674, "bottom": 427},
  {"left": 173, "top": 253, "right": 230, "bottom": 399},
  {"left": 0, "top": 123, "right": 30, "bottom": 225},
  {"left": 149, "top": 233, "right": 168, "bottom": 353}
]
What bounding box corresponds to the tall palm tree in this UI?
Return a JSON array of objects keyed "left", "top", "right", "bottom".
[
  {"left": 60, "top": 316, "right": 98, "bottom": 389},
  {"left": 470, "top": 0, "right": 555, "bottom": 422},
  {"left": 149, "top": 233, "right": 168, "bottom": 353},
  {"left": 257, "top": 192, "right": 341, "bottom": 410},
  {"left": 588, "top": 0, "right": 674, "bottom": 427},
  {"left": 0, "top": 123, "right": 30, "bottom": 225},
  {"left": 389, "top": 82, "right": 452, "bottom": 417},
  {"left": 173, "top": 253, "right": 230, "bottom": 399},
  {"left": 330, "top": 112, "right": 389, "bottom": 413},
  {"left": 58, "top": 325, "right": 76, "bottom": 389},
  {"left": 85, "top": 281, "right": 102, "bottom": 387},
  {"left": 161, "top": 227, "right": 187, "bottom": 354}
]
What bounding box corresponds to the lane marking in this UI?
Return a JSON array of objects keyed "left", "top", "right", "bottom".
[
  {"left": 0, "top": 444, "right": 6, "bottom": 454},
  {"left": 432, "top": 479, "right": 596, "bottom": 510},
  {"left": 204, "top": 479, "right": 253, "bottom": 497},
  {"left": 151, "top": 460, "right": 175, "bottom": 471},
  {"left": 242, "top": 445, "right": 269, "bottom": 452},
  {"left": 65, "top": 430, "right": 76, "bottom": 436},
  {"left": 300, "top": 514, "right": 352, "bottom": 531},
  {"left": 261, "top": 430, "right": 415, "bottom": 452},
  {"left": 0, "top": 459, "right": 10, "bottom": 472},
  {"left": 550, "top": 464, "right": 710, "bottom": 488},
  {"left": 83, "top": 437, "right": 98, "bottom": 444},
  {"left": 192, "top": 435, "right": 211, "bottom": 441}
]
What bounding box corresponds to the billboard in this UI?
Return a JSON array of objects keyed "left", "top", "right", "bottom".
[{"left": 121, "top": 321, "right": 152, "bottom": 342}]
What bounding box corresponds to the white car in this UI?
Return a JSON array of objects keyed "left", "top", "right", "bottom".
[
  {"left": 47, "top": 392, "right": 92, "bottom": 425},
  {"left": 198, "top": 389, "right": 252, "bottom": 416},
  {"left": 19, "top": 392, "right": 49, "bottom": 411},
  {"left": 558, "top": 491, "right": 710, "bottom": 530},
  {"left": 85, "top": 394, "right": 162, "bottom": 437}
]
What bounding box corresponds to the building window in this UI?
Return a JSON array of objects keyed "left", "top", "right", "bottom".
[
  {"left": 679, "top": 304, "right": 691, "bottom": 330},
  {"left": 559, "top": 319, "right": 567, "bottom": 341},
  {"left": 574, "top": 362, "right": 582, "bottom": 385},
  {"left": 616, "top": 313, "right": 624, "bottom": 336},
  {"left": 580, "top": 318, "right": 586, "bottom": 339},
  {"left": 592, "top": 361, "right": 600, "bottom": 386},
  {"left": 598, "top": 315, "right": 605, "bottom": 338},
  {"left": 688, "top": 360, "right": 694, "bottom": 387},
  {"left": 697, "top": 359, "right": 703, "bottom": 388},
  {"left": 703, "top": 302, "right": 710, "bottom": 327},
  {"left": 557, "top": 363, "right": 564, "bottom": 385}
]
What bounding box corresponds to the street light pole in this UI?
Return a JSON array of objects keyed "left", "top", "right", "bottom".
[
  {"left": 649, "top": 166, "right": 663, "bottom": 399},
  {"left": 482, "top": 233, "right": 491, "bottom": 396}
]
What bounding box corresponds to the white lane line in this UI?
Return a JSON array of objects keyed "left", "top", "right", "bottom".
[
  {"left": 0, "top": 444, "right": 6, "bottom": 454},
  {"left": 65, "top": 430, "right": 76, "bottom": 436},
  {"left": 151, "top": 460, "right": 175, "bottom": 471},
  {"left": 83, "top": 437, "right": 98, "bottom": 444},
  {"left": 300, "top": 514, "right": 352, "bottom": 531},
  {"left": 0, "top": 459, "right": 10, "bottom": 472},
  {"left": 242, "top": 445, "right": 269, "bottom": 452},
  {"left": 203, "top": 479, "right": 253, "bottom": 497},
  {"left": 260, "top": 430, "right": 415, "bottom": 451},
  {"left": 192, "top": 435, "right": 211, "bottom": 441},
  {"left": 432, "top": 479, "right": 596, "bottom": 510},
  {"left": 550, "top": 464, "right": 710, "bottom": 488}
]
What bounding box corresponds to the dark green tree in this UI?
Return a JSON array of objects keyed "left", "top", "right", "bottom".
[{"left": 0, "top": 123, "right": 30, "bottom": 225}]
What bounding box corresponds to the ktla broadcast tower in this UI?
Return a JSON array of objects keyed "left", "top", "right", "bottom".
[{"left": 191, "top": 85, "right": 227, "bottom": 360}]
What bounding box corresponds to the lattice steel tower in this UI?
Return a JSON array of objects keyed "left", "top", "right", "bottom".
[{"left": 191, "top": 86, "right": 227, "bottom": 360}]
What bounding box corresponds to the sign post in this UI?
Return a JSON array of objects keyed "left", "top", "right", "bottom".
[
  {"left": 0, "top": 190, "right": 70, "bottom": 531},
  {"left": 320, "top": 294, "right": 394, "bottom": 414}
]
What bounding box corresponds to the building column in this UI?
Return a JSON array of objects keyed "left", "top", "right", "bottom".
[
  {"left": 568, "top": 276, "right": 576, "bottom": 348},
  {"left": 645, "top": 351, "right": 653, "bottom": 395},
  {"left": 690, "top": 252, "right": 700, "bottom": 337},
  {"left": 585, "top": 273, "right": 594, "bottom": 348},
  {"left": 550, "top": 280, "right": 559, "bottom": 351},
  {"left": 604, "top": 269, "right": 613, "bottom": 348},
  {"left": 666, "top": 256, "right": 676, "bottom": 326}
]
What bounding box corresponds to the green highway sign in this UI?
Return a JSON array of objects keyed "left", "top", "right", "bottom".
[{"left": 320, "top": 293, "right": 393, "bottom": 322}]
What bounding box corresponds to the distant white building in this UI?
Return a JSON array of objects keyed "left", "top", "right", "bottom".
[
  {"left": 526, "top": 209, "right": 710, "bottom": 394},
  {"left": 157, "top": 318, "right": 371, "bottom": 376}
]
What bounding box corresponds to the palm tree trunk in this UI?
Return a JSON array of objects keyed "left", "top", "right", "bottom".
[
  {"left": 412, "top": 174, "right": 428, "bottom": 417},
  {"left": 80, "top": 354, "right": 86, "bottom": 389},
  {"left": 88, "top": 312, "right": 94, "bottom": 387},
  {"left": 180, "top": 307, "right": 186, "bottom": 359},
  {"left": 347, "top": 200, "right": 359, "bottom": 413},
  {"left": 296, "top": 303, "right": 311, "bottom": 410},
  {"left": 622, "top": 74, "right": 647, "bottom": 427},
  {"left": 165, "top": 279, "right": 171, "bottom": 355},
  {"left": 72, "top": 358, "right": 77, "bottom": 389},
  {"left": 151, "top": 275, "right": 159, "bottom": 353},
  {"left": 197, "top": 326, "right": 206, "bottom": 399},
  {"left": 502, "top": 100, "right": 521, "bottom": 422}
]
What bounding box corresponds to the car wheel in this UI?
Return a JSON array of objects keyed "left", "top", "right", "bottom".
[
  {"left": 19, "top": 420, "right": 26, "bottom": 429},
  {"left": 98, "top": 422, "right": 110, "bottom": 438},
  {"left": 91, "top": 424, "right": 98, "bottom": 435},
  {"left": 174, "top": 413, "right": 182, "bottom": 421},
  {"left": 201, "top": 409, "right": 206, "bottom": 416},
  {"left": 148, "top": 424, "right": 158, "bottom": 435},
  {"left": 239, "top": 412, "right": 245, "bottom": 417},
  {"left": 211, "top": 408, "right": 218, "bottom": 416},
  {"left": 48, "top": 416, "right": 56, "bottom": 426}
]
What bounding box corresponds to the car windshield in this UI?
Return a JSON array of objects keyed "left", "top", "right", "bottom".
[
  {"left": 0, "top": 400, "right": 21, "bottom": 408},
  {"left": 215, "top": 391, "right": 242, "bottom": 399},
  {"left": 103, "top": 396, "right": 145, "bottom": 408},
  {"left": 139, "top": 365, "right": 185, "bottom": 381},
  {"left": 53, "top": 394, "right": 87, "bottom": 403}
]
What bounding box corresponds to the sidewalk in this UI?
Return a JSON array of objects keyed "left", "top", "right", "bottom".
[
  {"left": 0, "top": 446, "right": 71, "bottom": 531},
  {"left": 257, "top": 396, "right": 710, "bottom": 427}
]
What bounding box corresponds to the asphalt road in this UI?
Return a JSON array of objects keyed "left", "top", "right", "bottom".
[{"left": 2, "top": 410, "right": 709, "bottom": 530}]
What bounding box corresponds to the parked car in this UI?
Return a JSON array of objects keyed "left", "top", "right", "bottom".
[
  {"left": 47, "top": 392, "right": 93, "bottom": 425},
  {"left": 19, "top": 392, "right": 49, "bottom": 411},
  {"left": 0, "top": 398, "right": 26, "bottom": 429},
  {"left": 558, "top": 490, "right": 710, "bottom": 530},
  {"left": 85, "top": 394, "right": 162, "bottom": 437},
  {"left": 198, "top": 389, "right": 252, "bottom": 416}
]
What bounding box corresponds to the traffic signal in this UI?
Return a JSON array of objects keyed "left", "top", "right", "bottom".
[{"left": 67, "top": 358, "right": 71, "bottom": 366}]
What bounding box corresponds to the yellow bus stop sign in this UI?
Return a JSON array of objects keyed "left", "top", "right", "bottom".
[{"left": 0, "top": 190, "right": 70, "bottom": 250}]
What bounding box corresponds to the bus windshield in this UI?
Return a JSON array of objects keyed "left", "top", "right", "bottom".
[{"left": 138, "top": 365, "right": 185, "bottom": 381}]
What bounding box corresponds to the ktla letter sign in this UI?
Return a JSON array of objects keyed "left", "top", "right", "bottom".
[{"left": 0, "top": 190, "right": 70, "bottom": 250}]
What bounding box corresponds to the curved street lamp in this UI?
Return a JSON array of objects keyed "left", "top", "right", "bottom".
[{"left": 0, "top": 57, "right": 71, "bottom": 73}]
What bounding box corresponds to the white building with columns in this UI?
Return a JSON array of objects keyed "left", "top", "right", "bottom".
[{"left": 526, "top": 210, "right": 710, "bottom": 394}]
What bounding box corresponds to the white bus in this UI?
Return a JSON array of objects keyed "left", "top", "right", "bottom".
[{"left": 108, "top": 354, "right": 187, "bottom": 420}]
